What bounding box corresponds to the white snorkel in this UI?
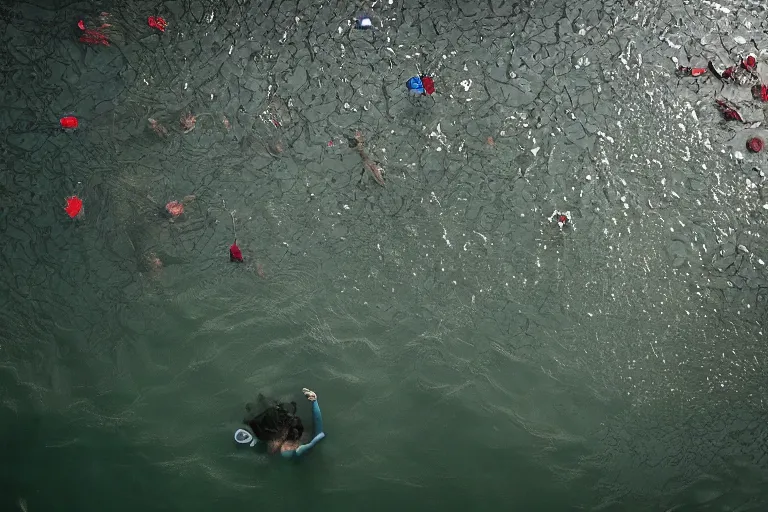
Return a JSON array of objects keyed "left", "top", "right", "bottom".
[{"left": 234, "top": 428, "right": 256, "bottom": 447}]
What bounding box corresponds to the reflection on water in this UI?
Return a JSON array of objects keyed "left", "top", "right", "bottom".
[{"left": 1, "top": 0, "right": 767, "bottom": 510}]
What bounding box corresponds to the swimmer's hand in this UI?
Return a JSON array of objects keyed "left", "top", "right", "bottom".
[{"left": 302, "top": 388, "right": 317, "bottom": 401}]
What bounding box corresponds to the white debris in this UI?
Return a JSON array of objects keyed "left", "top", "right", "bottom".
[{"left": 702, "top": 0, "right": 730, "bottom": 13}]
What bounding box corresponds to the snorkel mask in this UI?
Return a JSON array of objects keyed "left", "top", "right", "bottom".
[{"left": 234, "top": 428, "right": 256, "bottom": 447}]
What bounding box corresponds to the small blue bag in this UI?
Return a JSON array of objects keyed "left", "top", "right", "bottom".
[{"left": 406, "top": 76, "right": 425, "bottom": 94}]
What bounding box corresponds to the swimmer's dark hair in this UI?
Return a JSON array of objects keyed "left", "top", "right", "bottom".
[
  {"left": 286, "top": 416, "right": 304, "bottom": 441},
  {"left": 245, "top": 395, "right": 304, "bottom": 442}
]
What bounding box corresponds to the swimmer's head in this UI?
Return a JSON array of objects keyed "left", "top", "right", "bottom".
[{"left": 286, "top": 416, "right": 304, "bottom": 441}]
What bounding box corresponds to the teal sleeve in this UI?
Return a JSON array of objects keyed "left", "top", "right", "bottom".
[{"left": 295, "top": 401, "right": 325, "bottom": 457}]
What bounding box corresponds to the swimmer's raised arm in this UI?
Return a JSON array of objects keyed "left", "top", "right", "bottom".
[{"left": 295, "top": 388, "right": 325, "bottom": 456}]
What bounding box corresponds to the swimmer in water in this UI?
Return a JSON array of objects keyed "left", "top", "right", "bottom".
[
  {"left": 350, "top": 131, "right": 385, "bottom": 186},
  {"left": 236, "top": 388, "right": 325, "bottom": 458}
]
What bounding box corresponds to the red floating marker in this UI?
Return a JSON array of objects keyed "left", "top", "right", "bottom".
[
  {"left": 752, "top": 84, "right": 768, "bottom": 102},
  {"left": 421, "top": 76, "right": 435, "bottom": 95},
  {"left": 165, "top": 200, "right": 184, "bottom": 217},
  {"left": 64, "top": 196, "right": 83, "bottom": 218},
  {"left": 747, "top": 137, "right": 764, "bottom": 153},
  {"left": 716, "top": 99, "right": 745, "bottom": 122},
  {"left": 722, "top": 66, "right": 737, "bottom": 80},
  {"left": 77, "top": 20, "right": 85, "bottom": 30},
  {"left": 60, "top": 116, "right": 78, "bottom": 129},
  {"left": 678, "top": 66, "right": 706, "bottom": 77},
  {"left": 558, "top": 214, "right": 569, "bottom": 226},
  {"left": 79, "top": 30, "right": 110, "bottom": 46},
  {"left": 148, "top": 16, "right": 167, "bottom": 32},
  {"left": 742, "top": 54, "right": 757, "bottom": 72},
  {"left": 229, "top": 241, "right": 243, "bottom": 262}
]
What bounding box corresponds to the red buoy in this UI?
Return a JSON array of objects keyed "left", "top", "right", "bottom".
[
  {"left": 148, "top": 16, "right": 167, "bottom": 32},
  {"left": 64, "top": 196, "right": 83, "bottom": 218},
  {"left": 421, "top": 76, "right": 435, "bottom": 95},
  {"left": 229, "top": 242, "right": 243, "bottom": 262},
  {"left": 747, "top": 137, "right": 764, "bottom": 153},
  {"left": 60, "top": 116, "right": 78, "bottom": 129}
]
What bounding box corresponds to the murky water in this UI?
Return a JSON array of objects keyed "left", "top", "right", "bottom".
[{"left": 1, "top": 0, "right": 767, "bottom": 510}]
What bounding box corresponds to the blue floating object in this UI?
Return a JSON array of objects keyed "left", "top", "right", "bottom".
[{"left": 406, "top": 76, "right": 424, "bottom": 94}]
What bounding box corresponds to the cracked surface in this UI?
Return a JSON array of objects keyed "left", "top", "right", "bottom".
[{"left": 1, "top": 0, "right": 767, "bottom": 509}]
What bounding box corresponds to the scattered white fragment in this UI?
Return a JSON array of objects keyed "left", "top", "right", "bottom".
[
  {"left": 661, "top": 37, "right": 681, "bottom": 49},
  {"left": 701, "top": 0, "right": 730, "bottom": 13},
  {"left": 734, "top": 151, "right": 744, "bottom": 160},
  {"left": 460, "top": 79, "right": 472, "bottom": 91},
  {"left": 734, "top": 36, "right": 747, "bottom": 44},
  {"left": 229, "top": 45, "right": 234, "bottom": 55},
  {"left": 597, "top": 131, "right": 615, "bottom": 144},
  {"left": 531, "top": 147, "right": 540, "bottom": 156},
  {"left": 586, "top": 175, "right": 591, "bottom": 181}
]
